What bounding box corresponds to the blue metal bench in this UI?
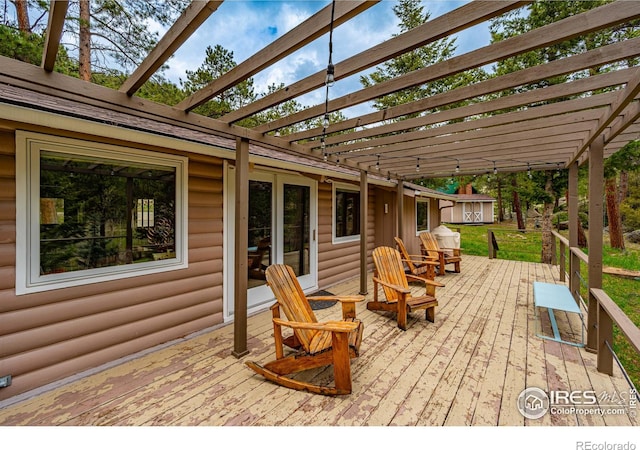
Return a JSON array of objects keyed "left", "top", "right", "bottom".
[{"left": 533, "top": 281, "right": 584, "bottom": 347}]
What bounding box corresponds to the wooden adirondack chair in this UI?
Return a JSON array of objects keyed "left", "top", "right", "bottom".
[
  {"left": 368, "top": 246, "right": 439, "bottom": 330},
  {"left": 419, "top": 231, "right": 462, "bottom": 276},
  {"left": 248, "top": 237, "right": 271, "bottom": 280},
  {"left": 245, "top": 264, "right": 365, "bottom": 395},
  {"left": 393, "top": 236, "right": 444, "bottom": 296}
]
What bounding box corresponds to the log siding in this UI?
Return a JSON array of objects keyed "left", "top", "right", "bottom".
[{"left": 0, "top": 130, "right": 224, "bottom": 401}]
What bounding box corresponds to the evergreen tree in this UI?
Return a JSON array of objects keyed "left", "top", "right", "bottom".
[{"left": 182, "top": 44, "right": 257, "bottom": 120}]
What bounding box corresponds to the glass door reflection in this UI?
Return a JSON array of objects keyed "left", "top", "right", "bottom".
[
  {"left": 283, "top": 184, "right": 310, "bottom": 277},
  {"left": 248, "top": 180, "right": 272, "bottom": 287}
]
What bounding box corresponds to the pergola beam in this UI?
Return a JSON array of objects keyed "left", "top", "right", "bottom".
[
  {"left": 572, "top": 67, "right": 640, "bottom": 163},
  {"left": 253, "top": 0, "right": 640, "bottom": 134},
  {"left": 177, "top": 0, "right": 379, "bottom": 112},
  {"left": 41, "top": 0, "right": 69, "bottom": 72},
  {"left": 293, "top": 39, "right": 640, "bottom": 145},
  {"left": 120, "top": 1, "right": 223, "bottom": 96},
  {"left": 220, "top": 0, "right": 527, "bottom": 124}
]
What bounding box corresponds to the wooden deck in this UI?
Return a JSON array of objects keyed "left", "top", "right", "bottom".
[{"left": 0, "top": 255, "right": 637, "bottom": 426}]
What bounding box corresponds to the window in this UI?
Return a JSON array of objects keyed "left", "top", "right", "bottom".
[
  {"left": 333, "top": 184, "right": 360, "bottom": 243},
  {"left": 16, "top": 132, "right": 188, "bottom": 294},
  {"left": 416, "top": 197, "right": 430, "bottom": 233}
]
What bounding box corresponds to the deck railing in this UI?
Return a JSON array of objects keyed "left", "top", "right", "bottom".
[{"left": 487, "top": 228, "right": 639, "bottom": 395}]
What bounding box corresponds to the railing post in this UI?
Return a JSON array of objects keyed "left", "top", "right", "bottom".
[
  {"left": 597, "top": 300, "right": 614, "bottom": 375},
  {"left": 587, "top": 136, "right": 604, "bottom": 354},
  {"left": 559, "top": 239, "right": 566, "bottom": 283},
  {"left": 568, "top": 161, "right": 581, "bottom": 304},
  {"left": 551, "top": 235, "right": 557, "bottom": 265}
]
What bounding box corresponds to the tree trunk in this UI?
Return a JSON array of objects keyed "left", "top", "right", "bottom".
[
  {"left": 578, "top": 220, "right": 588, "bottom": 248},
  {"left": 13, "top": 0, "right": 30, "bottom": 34},
  {"left": 79, "top": 0, "right": 91, "bottom": 82},
  {"left": 541, "top": 171, "right": 555, "bottom": 264},
  {"left": 618, "top": 170, "right": 628, "bottom": 203},
  {"left": 512, "top": 176, "right": 525, "bottom": 230},
  {"left": 565, "top": 186, "right": 588, "bottom": 247},
  {"left": 606, "top": 176, "right": 625, "bottom": 250}
]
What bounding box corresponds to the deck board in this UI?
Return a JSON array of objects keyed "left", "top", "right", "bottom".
[{"left": 0, "top": 255, "right": 637, "bottom": 427}]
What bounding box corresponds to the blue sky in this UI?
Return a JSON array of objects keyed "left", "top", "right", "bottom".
[{"left": 159, "top": 0, "right": 492, "bottom": 117}]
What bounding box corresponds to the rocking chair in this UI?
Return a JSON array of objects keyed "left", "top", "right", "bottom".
[
  {"left": 245, "top": 264, "right": 365, "bottom": 395},
  {"left": 368, "top": 246, "right": 439, "bottom": 330}
]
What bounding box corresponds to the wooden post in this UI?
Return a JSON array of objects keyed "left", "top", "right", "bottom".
[
  {"left": 396, "top": 178, "right": 404, "bottom": 240},
  {"left": 597, "top": 303, "right": 614, "bottom": 375},
  {"left": 233, "top": 137, "right": 250, "bottom": 358},
  {"left": 568, "top": 161, "right": 581, "bottom": 303},
  {"left": 359, "top": 170, "right": 368, "bottom": 295},
  {"left": 587, "top": 136, "right": 604, "bottom": 355},
  {"left": 550, "top": 235, "right": 557, "bottom": 265}
]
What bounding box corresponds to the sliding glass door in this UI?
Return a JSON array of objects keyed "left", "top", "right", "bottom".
[{"left": 225, "top": 165, "right": 317, "bottom": 320}]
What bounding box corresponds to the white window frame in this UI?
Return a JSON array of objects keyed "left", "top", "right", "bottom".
[
  {"left": 415, "top": 197, "right": 431, "bottom": 234},
  {"left": 332, "top": 182, "right": 360, "bottom": 244},
  {"left": 15, "top": 131, "right": 188, "bottom": 295}
]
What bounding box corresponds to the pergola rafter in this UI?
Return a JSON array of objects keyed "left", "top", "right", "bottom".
[{"left": 1, "top": 0, "right": 639, "bottom": 179}]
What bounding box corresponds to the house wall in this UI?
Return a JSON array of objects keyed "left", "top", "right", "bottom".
[
  {"left": 317, "top": 181, "right": 376, "bottom": 289},
  {"left": 400, "top": 194, "right": 442, "bottom": 256},
  {"left": 373, "top": 187, "right": 396, "bottom": 250},
  {"left": 0, "top": 122, "right": 443, "bottom": 402},
  {"left": 0, "top": 129, "right": 225, "bottom": 402}
]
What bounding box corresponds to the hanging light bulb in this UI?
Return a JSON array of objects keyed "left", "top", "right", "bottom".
[
  {"left": 527, "top": 163, "right": 532, "bottom": 179},
  {"left": 375, "top": 154, "right": 380, "bottom": 171},
  {"left": 456, "top": 163, "right": 460, "bottom": 173},
  {"left": 323, "top": 113, "right": 330, "bottom": 129},
  {"left": 326, "top": 63, "right": 335, "bottom": 87},
  {"left": 493, "top": 162, "right": 498, "bottom": 175},
  {"left": 416, "top": 158, "right": 420, "bottom": 173}
]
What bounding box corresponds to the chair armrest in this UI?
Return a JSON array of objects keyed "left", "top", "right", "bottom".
[
  {"left": 402, "top": 258, "right": 438, "bottom": 266},
  {"left": 309, "top": 295, "right": 364, "bottom": 303},
  {"left": 406, "top": 274, "right": 445, "bottom": 287},
  {"left": 372, "top": 276, "right": 411, "bottom": 294},
  {"left": 273, "top": 318, "right": 359, "bottom": 333}
]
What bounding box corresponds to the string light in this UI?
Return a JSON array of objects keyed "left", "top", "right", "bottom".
[
  {"left": 527, "top": 163, "right": 532, "bottom": 179},
  {"left": 325, "top": 0, "right": 336, "bottom": 88},
  {"left": 416, "top": 158, "right": 420, "bottom": 173},
  {"left": 319, "top": 0, "right": 335, "bottom": 164},
  {"left": 326, "top": 63, "right": 335, "bottom": 87},
  {"left": 375, "top": 154, "right": 380, "bottom": 171}
]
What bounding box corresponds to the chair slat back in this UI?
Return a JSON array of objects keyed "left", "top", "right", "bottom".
[
  {"left": 394, "top": 237, "right": 417, "bottom": 273},
  {"left": 419, "top": 232, "right": 440, "bottom": 259},
  {"left": 372, "top": 246, "right": 409, "bottom": 303},
  {"left": 265, "top": 264, "right": 318, "bottom": 351}
]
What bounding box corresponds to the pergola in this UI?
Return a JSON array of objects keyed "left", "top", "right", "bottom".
[{"left": 2, "top": 0, "right": 640, "bottom": 378}]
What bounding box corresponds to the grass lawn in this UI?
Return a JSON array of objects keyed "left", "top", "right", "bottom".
[{"left": 452, "top": 220, "right": 640, "bottom": 391}]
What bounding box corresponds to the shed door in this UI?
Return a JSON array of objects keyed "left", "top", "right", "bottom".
[{"left": 463, "top": 202, "right": 483, "bottom": 223}]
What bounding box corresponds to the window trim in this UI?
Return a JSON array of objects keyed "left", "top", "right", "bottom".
[
  {"left": 415, "top": 197, "right": 431, "bottom": 235},
  {"left": 16, "top": 131, "right": 188, "bottom": 295},
  {"left": 332, "top": 182, "right": 360, "bottom": 244}
]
